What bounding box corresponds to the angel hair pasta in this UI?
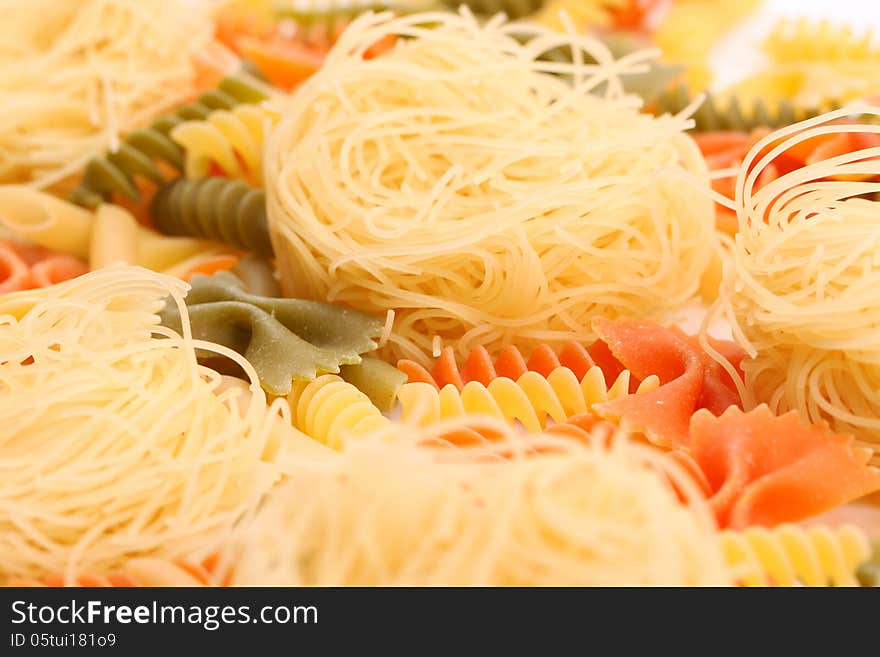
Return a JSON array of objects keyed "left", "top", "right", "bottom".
[
  {"left": 720, "top": 108, "right": 880, "bottom": 463},
  {"left": 265, "top": 10, "right": 718, "bottom": 364},
  {"left": 0, "top": 266, "right": 294, "bottom": 583},
  {"left": 0, "top": 0, "right": 235, "bottom": 191},
  {"left": 231, "top": 417, "right": 732, "bottom": 586}
]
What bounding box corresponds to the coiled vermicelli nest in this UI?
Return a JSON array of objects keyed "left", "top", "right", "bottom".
[
  {"left": 266, "top": 10, "right": 717, "bottom": 364},
  {"left": 723, "top": 108, "right": 880, "bottom": 463}
]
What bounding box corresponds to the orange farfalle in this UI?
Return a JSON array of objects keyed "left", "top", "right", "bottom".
[
  {"left": 591, "top": 317, "right": 744, "bottom": 449},
  {"left": 0, "top": 240, "right": 87, "bottom": 294},
  {"left": 678, "top": 405, "right": 880, "bottom": 529}
]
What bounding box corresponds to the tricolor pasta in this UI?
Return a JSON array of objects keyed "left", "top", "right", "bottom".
[{"left": 0, "top": 0, "right": 878, "bottom": 591}]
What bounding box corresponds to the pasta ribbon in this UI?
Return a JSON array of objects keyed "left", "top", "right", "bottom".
[
  {"left": 279, "top": 0, "right": 440, "bottom": 24},
  {"left": 398, "top": 366, "right": 658, "bottom": 431},
  {"left": 398, "top": 341, "right": 602, "bottom": 390},
  {"left": 287, "top": 374, "right": 389, "bottom": 449},
  {"left": 653, "top": 0, "right": 761, "bottom": 90},
  {"left": 532, "top": 0, "right": 629, "bottom": 31},
  {"left": 720, "top": 524, "right": 870, "bottom": 587}
]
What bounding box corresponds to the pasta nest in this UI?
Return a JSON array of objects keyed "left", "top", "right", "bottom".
[
  {"left": 230, "top": 417, "right": 731, "bottom": 586},
  {"left": 265, "top": 10, "right": 717, "bottom": 364},
  {"left": 0, "top": 267, "right": 291, "bottom": 581},
  {"left": 724, "top": 109, "right": 880, "bottom": 463}
]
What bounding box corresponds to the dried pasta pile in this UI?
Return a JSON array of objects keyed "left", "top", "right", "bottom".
[{"left": 1, "top": 0, "right": 880, "bottom": 589}]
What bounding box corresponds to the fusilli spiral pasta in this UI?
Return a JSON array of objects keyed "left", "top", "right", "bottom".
[
  {"left": 150, "top": 177, "right": 273, "bottom": 256},
  {"left": 287, "top": 374, "right": 390, "bottom": 449},
  {"left": 399, "top": 341, "right": 603, "bottom": 389},
  {"left": 720, "top": 524, "right": 870, "bottom": 587},
  {"left": 69, "top": 74, "right": 271, "bottom": 208},
  {"left": 171, "top": 103, "right": 281, "bottom": 187},
  {"left": 398, "top": 366, "right": 658, "bottom": 431}
]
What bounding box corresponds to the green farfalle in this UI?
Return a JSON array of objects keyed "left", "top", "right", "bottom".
[{"left": 159, "top": 270, "right": 385, "bottom": 395}]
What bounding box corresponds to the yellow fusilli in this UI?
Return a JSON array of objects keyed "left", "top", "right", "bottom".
[
  {"left": 287, "top": 374, "right": 389, "bottom": 449},
  {"left": 720, "top": 524, "right": 870, "bottom": 587},
  {"left": 171, "top": 102, "right": 281, "bottom": 186},
  {"left": 398, "top": 366, "right": 658, "bottom": 431}
]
